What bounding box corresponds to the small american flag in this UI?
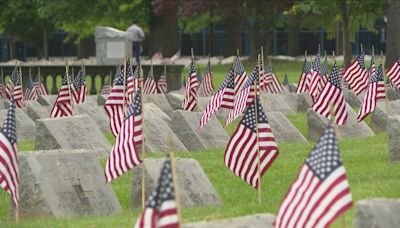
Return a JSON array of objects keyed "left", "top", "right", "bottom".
[
  {"left": 318, "top": 57, "right": 329, "bottom": 90},
  {"left": 262, "top": 64, "right": 282, "bottom": 94},
  {"left": 143, "top": 68, "right": 158, "bottom": 95},
  {"left": 71, "top": 68, "right": 87, "bottom": 104},
  {"left": 233, "top": 56, "right": 247, "bottom": 91},
  {"left": 198, "top": 60, "right": 214, "bottom": 97},
  {"left": 134, "top": 157, "right": 179, "bottom": 228},
  {"left": 0, "top": 98, "right": 19, "bottom": 207},
  {"left": 100, "top": 76, "right": 112, "bottom": 95},
  {"left": 199, "top": 69, "right": 235, "bottom": 128},
  {"left": 312, "top": 63, "right": 348, "bottom": 125},
  {"left": 309, "top": 54, "right": 321, "bottom": 102},
  {"left": 343, "top": 53, "right": 368, "bottom": 95},
  {"left": 357, "top": 60, "right": 386, "bottom": 121},
  {"left": 33, "top": 70, "right": 48, "bottom": 96},
  {"left": 24, "top": 74, "right": 38, "bottom": 101},
  {"left": 126, "top": 59, "right": 137, "bottom": 104},
  {"left": 6, "top": 67, "right": 23, "bottom": 108},
  {"left": 50, "top": 71, "right": 74, "bottom": 118},
  {"left": 105, "top": 88, "right": 142, "bottom": 182},
  {"left": 274, "top": 124, "right": 352, "bottom": 228},
  {"left": 0, "top": 69, "right": 6, "bottom": 99},
  {"left": 157, "top": 66, "right": 167, "bottom": 94},
  {"left": 386, "top": 56, "right": 400, "bottom": 90},
  {"left": 225, "top": 95, "right": 279, "bottom": 188},
  {"left": 296, "top": 59, "right": 312, "bottom": 94},
  {"left": 182, "top": 60, "right": 199, "bottom": 111}
]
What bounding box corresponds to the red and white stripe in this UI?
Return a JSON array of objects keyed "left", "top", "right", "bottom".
[
  {"left": 343, "top": 58, "right": 368, "bottom": 95},
  {"left": 34, "top": 82, "right": 48, "bottom": 96},
  {"left": 157, "top": 75, "right": 167, "bottom": 94},
  {"left": 199, "top": 87, "right": 227, "bottom": 128},
  {"left": 143, "top": 77, "right": 157, "bottom": 95},
  {"left": 104, "top": 85, "right": 126, "bottom": 137},
  {"left": 24, "top": 88, "right": 38, "bottom": 101},
  {"left": 296, "top": 60, "right": 311, "bottom": 94},
  {"left": 182, "top": 69, "right": 199, "bottom": 111},
  {"left": 72, "top": 84, "right": 87, "bottom": 104},
  {"left": 386, "top": 57, "right": 400, "bottom": 90},
  {"left": 50, "top": 85, "right": 73, "bottom": 118},
  {"left": 0, "top": 131, "right": 19, "bottom": 206},
  {"left": 198, "top": 71, "right": 214, "bottom": 97},
  {"left": 263, "top": 71, "right": 282, "bottom": 94},
  {"left": 309, "top": 68, "right": 321, "bottom": 102},
  {"left": 135, "top": 200, "right": 179, "bottom": 228}
]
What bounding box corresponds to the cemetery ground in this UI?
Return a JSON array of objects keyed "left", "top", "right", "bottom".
[{"left": 0, "top": 59, "right": 399, "bottom": 227}]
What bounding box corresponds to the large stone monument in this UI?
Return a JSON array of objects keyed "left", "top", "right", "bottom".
[
  {"left": 131, "top": 158, "right": 222, "bottom": 208},
  {"left": 267, "top": 112, "right": 307, "bottom": 142},
  {"left": 11, "top": 150, "right": 121, "bottom": 219},
  {"left": 95, "top": 26, "right": 132, "bottom": 65}
]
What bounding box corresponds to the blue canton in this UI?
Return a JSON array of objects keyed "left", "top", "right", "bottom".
[
  {"left": 328, "top": 64, "right": 342, "bottom": 89},
  {"left": 1, "top": 99, "right": 17, "bottom": 144},
  {"left": 125, "top": 88, "right": 142, "bottom": 120},
  {"left": 240, "top": 96, "right": 268, "bottom": 133}
]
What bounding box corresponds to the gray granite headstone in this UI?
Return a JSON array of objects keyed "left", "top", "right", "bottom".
[
  {"left": 130, "top": 158, "right": 221, "bottom": 208},
  {"left": 10, "top": 150, "right": 121, "bottom": 220},
  {"left": 75, "top": 101, "right": 110, "bottom": 133},
  {"left": 0, "top": 108, "right": 35, "bottom": 141},
  {"left": 144, "top": 94, "right": 174, "bottom": 117},
  {"left": 37, "top": 95, "right": 57, "bottom": 106},
  {"left": 98, "top": 94, "right": 109, "bottom": 106},
  {"left": 35, "top": 114, "right": 111, "bottom": 157},
  {"left": 354, "top": 198, "right": 400, "bottom": 228},
  {"left": 171, "top": 110, "right": 229, "bottom": 151},
  {"left": 387, "top": 87, "right": 400, "bottom": 101},
  {"left": 184, "top": 213, "right": 275, "bottom": 228},
  {"left": 25, "top": 100, "right": 51, "bottom": 120},
  {"left": 296, "top": 93, "right": 313, "bottom": 112},
  {"left": 387, "top": 116, "right": 400, "bottom": 162},
  {"left": 166, "top": 92, "right": 184, "bottom": 110},
  {"left": 280, "top": 93, "right": 298, "bottom": 111},
  {"left": 344, "top": 89, "right": 364, "bottom": 108},
  {"left": 262, "top": 93, "right": 295, "bottom": 114},
  {"left": 307, "top": 105, "right": 374, "bottom": 141},
  {"left": 370, "top": 100, "right": 400, "bottom": 132},
  {"left": 288, "top": 83, "right": 297, "bottom": 93},
  {"left": 267, "top": 112, "right": 307, "bottom": 142},
  {"left": 197, "top": 97, "right": 229, "bottom": 121},
  {"left": 144, "top": 103, "right": 171, "bottom": 124}
]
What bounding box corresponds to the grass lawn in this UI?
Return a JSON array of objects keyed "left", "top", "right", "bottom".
[{"left": 0, "top": 60, "right": 399, "bottom": 227}]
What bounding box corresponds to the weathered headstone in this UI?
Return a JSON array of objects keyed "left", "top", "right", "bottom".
[
  {"left": 370, "top": 100, "right": 400, "bottom": 132},
  {"left": 288, "top": 83, "right": 297, "bottom": 93},
  {"left": 171, "top": 110, "right": 229, "bottom": 151},
  {"left": 344, "top": 89, "right": 364, "bottom": 108},
  {"left": 267, "top": 112, "right": 307, "bottom": 142},
  {"left": 143, "top": 103, "right": 171, "bottom": 124},
  {"left": 25, "top": 100, "right": 51, "bottom": 120},
  {"left": 261, "top": 93, "right": 295, "bottom": 114},
  {"left": 388, "top": 116, "right": 400, "bottom": 162},
  {"left": 75, "top": 101, "right": 110, "bottom": 133},
  {"left": 10, "top": 150, "right": 121, "bottom": 219},
  {"left": 0, "top": 108, "right": 35, "bottom": 141},
  {"left": 184, "top": 213, "right": 275, "bottom": 228},
  {"left": 354, "top": 198, "right": 400, "bottom": 228},
  {"left": 0, "top": 99, "right": 5, "bottom": 110},
  {"left": 296, "top": 93, "right": 313, "bottom": 112},
  {"left": 37, "top": 95, "right": 57, "bottom": 106},
  {"left": 197, "top": 97, "right": 229, "bottom": 121},
  {"left": 131, "top": 158, "right": 221, "bottom": 208},
  {"left": 280, "top": 93, "right": 298, "bottom": 111},
  {"left": 35, "top": 114, "right": 112, "bottom": 157},
  {"left": 307, "top": 105, "right": 374, "bottom": 141},
  {"left": 387, "top": 87, "right": 400, "bottom": 101},
  {"left": 144, "top": 94, "right": 174, "bottom": 117},
  {"left": 166, "top": 92, "right": 184, "bottom": 110},
  {"left": 98, "top": 94, "right": 109, "bottom": 105}
]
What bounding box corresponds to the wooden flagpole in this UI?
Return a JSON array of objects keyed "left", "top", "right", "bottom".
[
  {"left": 167, "top": 130, "right": 182, "bottom": 225},
  {"left": 382, "top": 51, "right": 389, "bottom": 115},
  {"left": 18, "top": 63, "right": 24, "bottom": 105},
  {"left": 139, "top": 56, "right": 146, "bottom": 209},
  {"left": 254, "top": 53, "right": 262, "bottom": 204},
  {"left": 65, "top": 60, "right": 74, "bottom": 114}
]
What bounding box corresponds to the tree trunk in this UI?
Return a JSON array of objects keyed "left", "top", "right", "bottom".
[
  {"left": 287, "top": 15, "right": 300, "bottom": 56},
  {"left": 386, "top": 0, "right": 400, "bottom": 68},
  {"left": 77, "top": 36, "right": 94, "bottom": 59},
  {"left": 224, "top": 14, "right": 243, "bottom": 57},
  {"left": 249, "top": 25, "right": 273, "bottom": 61},
  {"left": 43, "top": 29, "right": 48, "bottom": 60},
  {"left": 336, "top": 22, "right": 343, "bottom": 55},
  {"left": 9, "top": 36, "right": 14, "bottom": 60},
  {"left": 341, "top": 4, "right": 352, "bottom": 65}
]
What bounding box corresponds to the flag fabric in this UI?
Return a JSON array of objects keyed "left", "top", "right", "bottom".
[
  {"left": 296, "top": 59, "right": 312, "bottom": 94},
  {"left": 143, "top": 68, "right": 158, "bottom": 95},
  {"left": 319, "top": 57, "right": 329, "bottom": 89},
  {"left": 386, "top": 56, "right": 400, "bottom": 90},
  {"left": 105, "top": 88, "right": 142, "bottom": 183},
  {"left": 198, "top": 60, "right": 214, "bottom": 97},
  {"left": 33, "top": 71, "right": 48, "bottom": 96},
  {"left": 343, "top": 54, "right": 368, "bottom": 95},
  {"left": 309, "top": 54, "right": 321, "bottom": 102},
  {"left": 182, "top": 60, "right": 199, "bottom": 111},
  {"left": 134, "top": 157, "right": 179, "bottom": 228},
  {"left": 199, "top": 69, "right": 235, "bottom": 128},
  {"left": 262, "top": 64, "right": 282, "bottom": 94},
  {"left": 0, "top": 98, "right": 19, "bottom": 207},
  {"left": 224, "top": 95, "right": 279, "bottom": 188},
  {"left": 104, "top": 65, "right": 127, "bottom": 137},
  {"left": 71, "top": 68, "right": 87, "bottom": 104},
  {"left": 233, "top": 56, "right": 247, "bottom": 91},
  {"left": 101, "top": 76, "right": 112, "bottom": 95},
  {"left": 274, "top": 124, "right": 352, "bottom": 228},
  {"left": 126, "top": 60, "right": 137, "bottom": 104},
  {"left": 24, "top": 73, "right": 38, "bottom": 101},
  {"left": 157, "top": 67, "right": 167, "bottom": 94},
  {"left": 357, "top": 61, "right": 386, "bottom": 121},
  {"left": 5, "top": 67, "right": 23, "bottom": 108},
  {"left": 312, "top": 64, "right": 348, "bottom": 125},
  {"left": 0, "top": 71, "right": 6, "bottom": 99},
  {"left": 50, "top": 72, "right": 74, "bottom": 118}
]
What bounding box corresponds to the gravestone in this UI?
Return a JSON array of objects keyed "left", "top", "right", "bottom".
[
  {"left": 86, "top": 95, "right": 98, "bottom": 104},
  {"left": 370, "top": 100, "right": 400, "bottom": 132},
  {"left": 35, "top": 114, "right": 112, "bottom": 157},
  {"left": 95, "top": 26, "right": 132, "bottom": 65},
  {"left": 307, "top": 105, "right": 374, "bottom": 141},
  {"left": 197, "top": 97, "right": 229, "bottom": 121},
  {"left": 130, "top": 158, "right": 221, "bottom": 208},
  {"left": 98, "top": 94, "right": 109, "bottom": 106},
  {"left": 143, "top": 117, "right": 187, "bottom": 153},
  {"left": 267, "top": 112, "right": 307, "bottom": 142},
  {"left": 143, "top": 103, "right": 171, "bottom": 124},
  {"left": 296, "top": 93, "right": 313, "bottom": 112},
  {"left": 10, "top": 150, "right": 121, "bottom": 219},
  {"left": 280, "top": 93, "right": 297, "bottom": 111},
  {"left": 25, "top": 100, "right": 51, "bottom": 120},
  {"left": 0, "top": 99, "right": 5, "bottom": 110},
  {"left": 344, "top": 89, "right": 364, "bottom": 108},
  {"left": 220, "top": 56, "right": 235, "bottom": 65},
  {"left": 387, "top": 87, "right": 400, "bottom": 101},
  {"left": 288, "top": 83, "right": 297, "bottom": 93},
  {"left": 75, "top": 101, "right": 110, "bottom": 133},
  {"left": 143, "top": 94, "right": 174, "bottom": 117},
  {"left": 184, "top": 213, "right": 275, "bottom": 228},
  {"left": 37, "top": 95, "right": 57, "bottom": 106},
  {"left": 0, "top": 108, "right": 35, "bottom": 141},
  {"left": 354, "top": 198, "right": 400, "bottom": 228},
  {"left": 261, "top": 93, "right": 295, "bottom": 114},
  {"left": 166, "top": 92, "right": 185, "bottom": 110},
  {"left": 387, "top": 116, "right": 400, "bottom": 162},
  {"left": 171, "top": 110, "right": 229, "bottom": 151}
]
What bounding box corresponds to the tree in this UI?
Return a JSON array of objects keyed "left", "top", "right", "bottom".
[{"left": 385, "top": 0, "right": 400, "bottom": 68}]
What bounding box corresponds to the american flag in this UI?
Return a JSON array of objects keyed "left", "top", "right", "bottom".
[
  {"left": 198, "top": 60, "right": 214, "bottom": 97},
  {"left": 182, "top": 60, "right": 199, "bottom": 111},
  {"left": 105, "top": 88, "right": 142, "bottom": 183},
  {"left": 386, "top": 56, "right": 400, "bottom": 90},
  {"left": 33, "top": 69, "right": 48, "bottom": 96},
  {"left": 274, "top": 124, "right": 352, "bottom": 228},
  {"left": 101, "top": 76, "right": 112, "bottom": 95},
  {"left": 343, "top": 53, "right": 368, "bottom": 95},
  {"left": 126, "top": 59, "right": 137, "bottom": 104},
  {"left": 104, "top": 65, "right": 127, "bottom": 137},
  {"left": 50, "top": 71, "right": 74, "bottom": 118},
  {"left": 144, "top": 68, "right": 158, "bottom": 95},
  {"left": 134, "top": 157, "right": 179, "bottom": 228},
  {"left": 296, "top": 59, "right": 312, "bottom": 94},
  {"left": 309, "top": 54, "right": 321, "bottom": 102},
  {"left": 233, "top": 56, "right": 247, "bottom": 91},
  {"left": 199, "top": 69, "right": 235, "bottom": 128},
  {"left": 225, "top": 60, "right": 260, "bottom": 126},
  {"left": 262, "top": 64, "right": 282, "bottom": 94},
  {"left": 24, "top": 73, "right": 38, "bottom": 101},
  {"left": 319, "top": 57, "right": 329, "bottom": 89},
  {"left": 312, "top": 63, "right": 348, "bottom": 125},
  {"left": 6, "top": 67, "right": 23, "bottom": 108},
  {"left": 357, "top": 61, "right": 386, "bottom": 121},
  {"left": 157, "top": 66, "right": 167, "bottom": 94},
  {"left": 0, "top": 98, "right": 19, "bottom": 207},
  {"left": 71, "top": 68, "right": 87, "bottom": 104},
  {"left": 0, "top": 69, "right": 6, "bottom": 99},
  {"left": 225, "top": 95, "right": 279, "bottom": 188}
]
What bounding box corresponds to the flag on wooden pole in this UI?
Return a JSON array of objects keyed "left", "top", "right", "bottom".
[
  {"left": 71, "top": 68, "right": 87, "bottom": 104},
  {"left": 157, "top": 65, "right": 167, "bottom": 94},
  {"left": 198, "top": 60, "right": 214, "bottom": 97},
  {"left": 50, "top": 70, "right": 74, "bottom": 118},
  {"left": 343, "top": 53, "right": 368, "bottom": 95},
  {"left": 386, "top": 56, "right": 400, "bottom": 90},
  {"left": 233, "top": 56, "right": 247, "bottom": 91},
  {"left": 24, "top": 72, "right": 38, "bottom": 101},
  {"left": 296, "top": 58, "right": 312, "bottom": 94},
  {"left": 33, "top": 68, "right": 48, "bottom": 96},
  {"left": 143, "top": 67, "right": 157, "bottom": 95},
  {"left": 309, "top": 53, "right": 321, "bottom": 102},
  {"left": 182, "top": 59, "right": 199, "bottom": 111},
  {"left": 262, "top": 64, "right": 282, "bottom": 94},
  {"left": 5, "top": 67, "right": 23, "bottom": 108}
]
